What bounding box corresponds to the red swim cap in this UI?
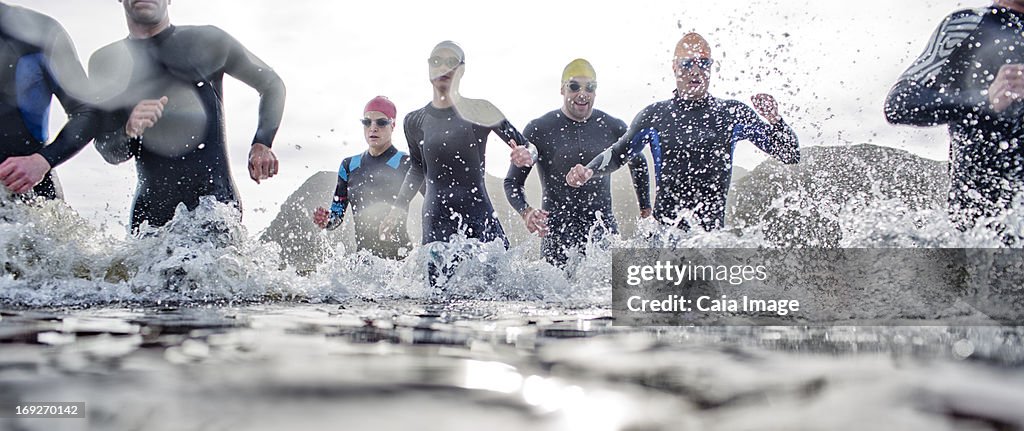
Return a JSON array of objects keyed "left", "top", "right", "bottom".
[{"left": 364, "top": 96, "right": 397, "bottom": 120}]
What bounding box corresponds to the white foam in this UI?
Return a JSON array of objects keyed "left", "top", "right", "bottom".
[{"left": 1, "top": 186, "right": 1022, "bottom": 308}]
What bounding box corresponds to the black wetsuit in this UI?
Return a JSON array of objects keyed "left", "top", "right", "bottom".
[
  {"left": 504, "top": 109, "right": 651, "bottom": 265},
  {"left": 885, "top": 6, "right": 1024, "bottom": 230},
  {"left": 89, "top": 25, "right": 285, "bottom": 231},
  {"left": 0, "top": 3, "right": 97, "bottom": 199},
  {"left": 586, "top": 92, "right": 799, "bottom": 231},
  {"left": 396, "top": 103, "right": 527, "bottom": 247},
  {"left": 325, "top": 145, "right": 414, "bottom": 259}
]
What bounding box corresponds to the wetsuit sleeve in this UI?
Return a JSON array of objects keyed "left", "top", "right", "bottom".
[
  {"left": 217, "top": 27, "right": 286, "bottom": 147},
  {"left": 734, "top": 104, "right": 800, "bottom": 165},
  {"left": 35, "top": 22, "right": 100, "bottom": 167},
  {"left": 586, "top": 107, "right": 652, "bottom": 177},
  {"left": 92, "top": 128, "right": 139, "bottom": 165},
  {"left": 884, "top": 10, "right": 987, "bottom": 126},
  {"left": 325, "top": 159, "right": 349, "bottom": 231},
  {"left": 87, "top": 49, "right": 140, "bottom": 165},
  {"left": 400, "top": 154, "right": 425, "bottom": 196},
  {"left": 395, "top": 110, "right": 426, "bottom": 210},
  {"left": 503, "top": 120, "right": 538, "bottom": 214},
  {"left": 491, "top": 119, "right": 529, "bottom": 148},
  {"left": 610, "top": 117, "right": 651, "bottom": 209}
]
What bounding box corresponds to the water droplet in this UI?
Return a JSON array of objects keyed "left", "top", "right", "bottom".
[{"left": 952, "top": 339, "right": 974, "bottom": 359}]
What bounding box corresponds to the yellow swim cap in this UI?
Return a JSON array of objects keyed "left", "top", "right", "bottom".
[{"left": 562, "top": 58, "right": 596, "bottom": 83}]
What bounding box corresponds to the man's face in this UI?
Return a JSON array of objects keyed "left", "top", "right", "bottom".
[
  {"left": 673, "top": 55, "right": 713, "bottom": 100},
  {"left": 673, "top": 36, "right": 714, "bottom": 100},
  {"left": 561, "top": 76, "right": 597, "bottom": 121},
  {"left": 120, "top": 0, "right": 169, "bottom": 26},
  {"left": 362, "top": 111, "right": 394, "bottom": 151},
  {"left": 428, "top": 49, "right": 463, "bottom": 91}
]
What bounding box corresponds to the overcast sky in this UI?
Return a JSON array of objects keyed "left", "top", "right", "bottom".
[{"left": 13, "top": 0, "right": 975, "bottom": 235}]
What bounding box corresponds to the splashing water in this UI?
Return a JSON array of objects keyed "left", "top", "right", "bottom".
[
  {"left": 1, "top": 178, "right": 1022, "bottom": 310},
  {"left": 3, "top": 176, "right": 1024, "bottom": 430}
]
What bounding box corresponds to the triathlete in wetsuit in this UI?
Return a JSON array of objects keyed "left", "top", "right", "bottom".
[
  {"left": 90, "top": 0, "right": 285, "bottom": 232},
  {"left": 381, "top": 41, "right": 534, "bottom": 287},
  {"left": 0, "top": 2, "right": 98, "bottom": 199},
  {"left": 504, "top": 59, "right": 651, "bottom": 266},
  {"left": 314, "top": 96, "right": 415, "bottom": 259},
  {"left": 567, "top": 33, "right": 799, "bottom": 231},
  {"left": 885, "top": 2, "right": 1024, "bottom": 233},
  {"left": 386, "top": 41, "right": 533, "bottom": 247}
]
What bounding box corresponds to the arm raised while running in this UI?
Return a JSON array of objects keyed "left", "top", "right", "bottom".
[
  {"left": 503, "top": 121, "right": 549, "bottom": 236},
  {"left": 314, "top": 160, "right": 350, "bottom": 230},
  {"left": 567, "top": 107, "right": 653, "bottom": 188},
  {"left": 611, "top": 117, "right": 653, "bottom": 213},
  {"left": 0, "top": 22, "right": 100, "bottom": 193},
  {"left": 381, "top": 110, "right": 427, "bottom": 238},
  {"left": 884, "top": 10, "right": 990, "bottom": 126},
  {"left": 88, "top": 45, "right": 143, "bottom": 165},
  {"left": 735, "top": 95, "right": 800, "bottom": 165},
  {"left": 491, "top": 113, "right": 535, "bottom": 169},
  {"left": 35, "top": 23, "right": 100, "bottom": 168},
  {"left": 214, "top": 26, "right": 286, "bottom": 183}
]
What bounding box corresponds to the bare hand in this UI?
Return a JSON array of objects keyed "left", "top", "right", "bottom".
[
  {"left": 379, "top": 209, "right": 402, "bottom": 240},
  {"left": 126, "top": 96, "right": 168, "bottom": 138},
  {"left": 989, "top": 64, "right": 1024, "bottom": 113},
  {"left": 248, "top": 143, "right": 278, "bottom": 184},
  {"left": 640, "top": 208, "right": 653, "bottom": 219},
  {"left": 510, "top": 143, "right": 534, "bottom": 168},
  {"left": 0, "top": 154, "right": 51, "bottom": 194},
  {"left": 313, "top": 207, "right": 330, "bottom": 229},
  {"left": 751, "top": 93, "right": 781, "bottom": 124},
  {"left": 521, "top": 207, "right": 550, "bottom": 237},
  {"left": 566, "top": 164, "right": 593, "bottom": 188}
]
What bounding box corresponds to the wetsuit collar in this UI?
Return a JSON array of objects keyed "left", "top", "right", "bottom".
[
  {"left": 366, "top": 145, "right": 397, "bottom": 160},
  {"left": 560, "top": 108, "right": 594, "bottom": 124},
  {"left": 424, "top": 102, "right": 456, "bottom": 118},
  {"left": 672, "top": 90, "right": 712, "bottom": 110},
  {"left": 128, "top": 24, "right": 175, "bottom": 42}
]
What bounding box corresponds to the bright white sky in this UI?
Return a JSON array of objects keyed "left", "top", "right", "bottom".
[{"left": 13, "top": 0, "right": 976, "bottom": 236}]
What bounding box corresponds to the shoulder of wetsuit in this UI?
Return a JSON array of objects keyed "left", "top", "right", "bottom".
[
  {"left": 405, "top": 107, "right": 428, "bottom": 126},
  {"left": 924, "top": 8, "right": 988, "bottom": 39},
  {"left": 526, "top": 110, "right": 561, "bottom": 133},
  {"left": 948, "top": 7, "right": 989, "bottom": 21},
  {"left": 169, "top": 25, "right": 237, "bottom": 54},
  {"left": 337, "top": 155, "right": 353, "bottom": 181},
  {"left": 89, "top": 39, "right": 130, "bottom": 66},
  {"left": 391, "top": 149, "right": 412, "bottom": 169},
  {"left": 174, "top": 25, "right": 229, "bottom": 39},
  {"left": 0, "top": 5, "right": 63, "bottom": 48},
  {"left": 717, "top": 98, "right": 756, "bottom": 116},
  {"left": 652, "top": 99, "right": 675, "bottom": 113},
  {"left": 591, "top": 109, "right": 625, "bottom": 127}
]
